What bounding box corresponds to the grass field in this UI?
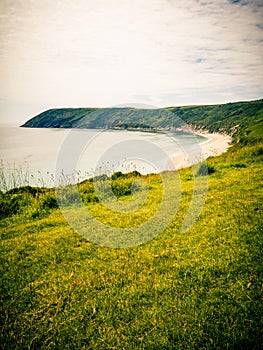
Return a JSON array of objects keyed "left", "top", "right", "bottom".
[{"left": 1, "top": 139, "right": 262, "bottom": 349}]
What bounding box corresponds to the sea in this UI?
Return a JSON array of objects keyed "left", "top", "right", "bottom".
[{"left": 0, "top": 124, "right": 207, "bottom": 189}]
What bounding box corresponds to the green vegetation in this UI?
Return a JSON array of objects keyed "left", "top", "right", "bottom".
[
  {"left": 167, "top": 99, "right": 263, "bottom": 138},
  {"left": 112, "top": 122, "right": 154, "bottom": 130},
  {"left": 22, "top": 108, "right": 99, "bottom": 128},
  {"left": 1, "top": 102, "right": 263, "bottom": 349},
  {"left": 1, "top": 144, "right": 262, "bottom": 349},
  {"left": 22, "top": 100, "right": 263, "bottom": 143},
  {"left": 196, "top": 163, "right": 215, "bottom": 176}
]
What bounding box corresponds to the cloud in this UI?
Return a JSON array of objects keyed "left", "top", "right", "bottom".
[
  {"left": 195, "top": 58, "right": 206, "bottom": 63},
  {"left": 0, "top": 0, "right": 262, "bottom": 121}
]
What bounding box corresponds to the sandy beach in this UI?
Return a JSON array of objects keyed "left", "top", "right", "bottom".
[{"left": 172, "top": 132, "right": 232, "bottom": 170}]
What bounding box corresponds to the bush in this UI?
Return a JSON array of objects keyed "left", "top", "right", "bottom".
[
  {"left": 111, "top": 170, "right": 141, "bottom": 180},
  {"left": 7, "top": 186, "right": 44, "bottom": 197},
  {"left": 230, "top": 163, "right": 247, "bottom": 168},
  {"left": 83, "top": 192, "right": 99, "bottom": 203},
  {"left": 41, "top": 195, "right": 58, "bottom": 210},
  {"left": 79, "top": 172, "right": 144, "bottom": 202},
  {"left": 252, "top": 146, "right": 263, "bottom": 156},
  {"left": 196, "top": 163, "right": 215, "bottom": 176},
  {"left": 111, "top": 179, "right": 132, "bottom": 198},
  {"left": 56, "top": 188, "right": 80, "bottom": 206},
  {"left": 0, "top": 193, "right": 21, "bottom": 218},
  {"left": 111, "top": 171, "right": 123, "bottom": 180}
]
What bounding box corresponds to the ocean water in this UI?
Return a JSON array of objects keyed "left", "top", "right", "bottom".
[{"left": 0, "top": 125, "right": 206, "bottom": 188}]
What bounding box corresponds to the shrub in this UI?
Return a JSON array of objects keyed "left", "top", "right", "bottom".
[
  {"left": 111, "top": 179, "right": 132, "bottom": 198},
  {"left": 230, "top": 163, "right": 247, "bottom": 168},
  {"left": 41, "top": 195, "right": 58, "bottom": 210},
  {"left": 111, "top": 170, "right": 141, "bottom": 180},
  {"left": 196, "top": 162, "right": 215, "bottom": 176},
  {"left": 111, "top": 171, "right": 123, "bottom": 180},
  {"left": 252, "top": 146, "right": 263, "bottom": 156},
  {"left": 7, "top": 186, "right": 44, "bottom": 196},
  {"left": 56, "top": 188, "right": 80, "bottom": 206},
  {"left": 0, "top": 193, "right": 21, "bottom": 218}
]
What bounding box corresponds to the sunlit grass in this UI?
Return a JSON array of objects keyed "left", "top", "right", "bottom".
[{"left": 0, "top": 140, "right": 262, "bottom": 349}]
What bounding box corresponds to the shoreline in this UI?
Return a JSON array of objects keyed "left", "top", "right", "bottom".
[
  {"left": 172, "top": 132, "right": 232, "bottom": 170},
  {"left": 1, "top": 125, "right": 232, "bottom": 190}
]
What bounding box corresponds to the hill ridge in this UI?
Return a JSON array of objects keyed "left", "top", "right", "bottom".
[{"left": 21, "top": 99, "right": 263, "bottom": 142}]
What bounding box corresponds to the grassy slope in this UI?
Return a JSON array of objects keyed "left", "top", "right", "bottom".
[
  {"left": 168, "top": 99, "right": 263, "bottom": 138},
  {"left": 1, "top": 111, "right": 263, "bottom": 349}
]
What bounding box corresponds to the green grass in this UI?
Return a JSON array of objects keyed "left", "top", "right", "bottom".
[{"left": 1, "top": 140, "right": 263, "bottom": 349}]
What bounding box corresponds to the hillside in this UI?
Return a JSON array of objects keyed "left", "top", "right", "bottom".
[
  {"left": 1, "top": 133, "right": 262, "bottom": 349},
  {"left": 22, "top": 99, "right": 263, "bottom": 142},
  {"left": 1, "top": 100, "right": 262, "bottom": 349}
]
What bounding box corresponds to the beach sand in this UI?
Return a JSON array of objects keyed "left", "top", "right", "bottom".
[{"left": 172, "top": 132, "right": 232, "bottom": 170}]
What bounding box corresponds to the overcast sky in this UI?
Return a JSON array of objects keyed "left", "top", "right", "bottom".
[{"left": 0, "top": 0, "right": 262, "bottom": 123}]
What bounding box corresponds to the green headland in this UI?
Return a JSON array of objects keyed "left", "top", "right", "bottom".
[
  {"left": 22, "top": 99, "right": 263, "bottom": 141},
  {"left": 1, "top": 99, "right": 262, "bottom": 349}
]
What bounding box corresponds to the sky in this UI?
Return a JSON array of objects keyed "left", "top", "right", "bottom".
[{"left": 0, "top": 0, "right": 263, "bottom": 123}]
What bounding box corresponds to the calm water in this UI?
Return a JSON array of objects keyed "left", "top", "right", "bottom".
[{"left": 0, "top": 125, "right": 206, "bottom": 188}]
